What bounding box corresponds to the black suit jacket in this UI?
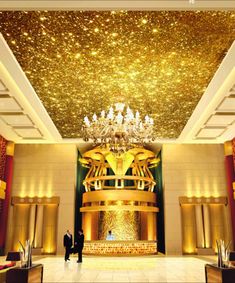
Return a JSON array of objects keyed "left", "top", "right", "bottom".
[
  {"left": 75, "top": 234, "right": 84, "bottom": 252},
  {"left": 64, "top": 234, "right": 73, "bottom": 248}
]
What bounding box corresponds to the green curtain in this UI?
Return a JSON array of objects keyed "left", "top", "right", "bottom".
[
  {"left": 125, "top": 168, "right": 134, "bottom": 187},
  {"left": 106, "top": 167, "right": 115, "bottom": 187},
  {"left": 74, "top": 151, "right": 89, "bottom": 242},
  {"left": 150, "top": 151, "right": 165, "bottom": 253}
]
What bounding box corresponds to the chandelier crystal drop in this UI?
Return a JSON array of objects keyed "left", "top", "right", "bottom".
[{"left": 82, "top": 103, "right": 155, "bottom": 154}]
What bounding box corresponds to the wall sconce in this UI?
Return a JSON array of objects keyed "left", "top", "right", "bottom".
[{"left": 0, "top": 180, "right": 6, "bottom": 199}]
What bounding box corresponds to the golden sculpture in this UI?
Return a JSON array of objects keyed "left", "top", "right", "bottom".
[
  {"left": 80, "top": 146, "right": 159, "bottom": 191},
  {"left": 80, "top": 146, "right": 159, "bottom": 243}
]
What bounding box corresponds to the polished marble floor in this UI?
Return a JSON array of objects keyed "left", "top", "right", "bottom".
[{"left": 28, "top": 255, "right": 215, "bottom": 282}]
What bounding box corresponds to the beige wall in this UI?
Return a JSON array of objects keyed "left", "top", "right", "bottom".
[
  {"left": 162, "top": 144, "right": 231, "bottom": 255},
  {"left": 6, "top": 144, "right": 77, "bottom": 254}
]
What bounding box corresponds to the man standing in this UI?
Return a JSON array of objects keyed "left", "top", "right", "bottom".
[
  {"left": 63, "top": 230, "right": 73, "bottom": 262},
  {"left": 75, "top": 229, "right": 84, "bottom": 263},
  {"left": 106, "top": 230, "right": 115, "bottom": 240}
]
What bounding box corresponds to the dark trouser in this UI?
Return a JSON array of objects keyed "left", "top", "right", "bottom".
[
  {"left": 65, "top": 246, "right": 70, "bottom": 260},
  {"left": 78, "top": 249, "right": 83, "bottom": 262}
]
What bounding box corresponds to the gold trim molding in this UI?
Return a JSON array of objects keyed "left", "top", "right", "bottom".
[
  {"left": 83, "top": 190, "right": 156, "bottom": 203},
  {"left": 179, "top": 196, "right": 227, "bottom": 205},
  {"left": 80, "top": 205, "right": 158, "bottom": 212},
  {"left": 11, "top": 196, "right": 60, "bottom": 205}
]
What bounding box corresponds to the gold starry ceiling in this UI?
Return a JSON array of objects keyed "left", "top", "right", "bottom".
[{"left": 0, "top": 11, "right": 235, "bottom": 138}]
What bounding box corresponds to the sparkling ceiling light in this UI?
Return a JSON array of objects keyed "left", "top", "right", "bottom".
[{"left": 82, "top": 103, "right": 154, "bottom": 154}]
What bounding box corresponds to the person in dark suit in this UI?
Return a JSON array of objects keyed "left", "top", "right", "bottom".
[
  {"left": 63, "top": 230, "right": 73, "bottom": 262},
  {"left": 75, "top": 229, "right": 84, "bottom": 263}
]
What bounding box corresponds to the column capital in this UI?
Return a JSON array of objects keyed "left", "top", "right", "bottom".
[
  {"left": 224, "top": 141, "right": 233, "bottom": 156},
  {"left": 6, "top": 142, "right": 14, "bottom": 156}
]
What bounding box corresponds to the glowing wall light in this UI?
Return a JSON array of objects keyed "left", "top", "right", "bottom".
[{"left": 0, "top": 180, "right": 6, "bottom": 199}]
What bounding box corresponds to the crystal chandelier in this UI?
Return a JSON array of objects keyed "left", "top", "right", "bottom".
[{"left": 82, "top": 103, "right": 155, "bottom": 154}]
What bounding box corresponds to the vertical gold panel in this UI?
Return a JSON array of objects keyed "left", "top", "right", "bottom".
[
  {"left": 92, "top": 212, "right": 99, "bottom": 240},
  {"left": 195, "top": 205, "right": 205, "bottom": 248},
  {"left": 203, "top": 204, "right": 212, "bottom": 248},
  {"left": 12, "top": 204, "right": 30, "bottom": 251},
  {"left": 82, "top": 211, "right": 99, "bottom": 240},
  {"left": 140, "top": 212, "right": 157, "bottom": 240},
  {"left": 34, "top": 205, "right": 44, "bottom": 248},
  {"left": 146, "top": 212, "right": 156, "bottom": 241},
  {"left": 28, "top": 204, "right": 36, "bottom": 245},
  {"left": 209, "top": 204, "right": 225, "bottom": 252},
  {"left": 42, "top": 204, "right": 58, "bottom": 254},
  {"left": 222, "top": 205, "right": 231, "bottom": 246},
  {"left": 83, "top": 212, "right": 93, "bottom": 240},
  {"left": 140, "top": 212, "right": 148, "bottom": 240},
  {"left": 181, "top": 204, "right": 197, "bottom": 254}
]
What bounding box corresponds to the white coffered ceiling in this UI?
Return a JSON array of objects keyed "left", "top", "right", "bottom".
[
  {"left": 179, "top": 41, "right": 235, "bottom": 143},
  {"left": 0, "top": 34, "right": 62, "bottom": 143}
]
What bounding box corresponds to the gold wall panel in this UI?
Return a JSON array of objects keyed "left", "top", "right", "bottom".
[
  {"left": 12, "top": 204, "right": 30, "bottom": 251},
  {"left": 140, "top": 212, "right": 148, "bottom": 240},
  {"left": 98, "top": 211, "right": 140, "bottom": 240},
  {"left": 34, "top": 204, "right": 44, "bottom": 248},
  {"left": 140, "top": 212, "right": 157, "bottom": 241},
  {"left": 195, "top": 204, "right": 205, "bottom": 248},
  {"left": 203, "top": 204, "right": 212, "bottom": 249},
  {"left": 209, "top": 204, "right": 225, "bottom": 252},
  {"left": 83, "top": 190, "right": 156, "bottom": 204},
  {"left": 181, "top": 204, "right": 197, "bottom": 254},
  {"left": 28, "top": 204, "right": 36, "bottom": 244},
  {"left": 42, "top": 204, "right": 58, "bottom": 254},
  {"left": 82, "top": 212, "right": 99, "bottom": 241},
  {"left": 1, "top": 11, "right": 235, "bottom": 138}
]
